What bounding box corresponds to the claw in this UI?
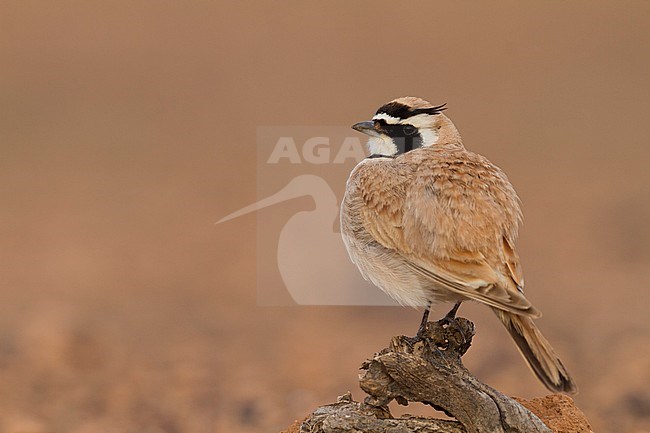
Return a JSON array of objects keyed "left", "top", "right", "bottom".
[{"left": 440, "top": 301, "right": 467, "bottom": 345}]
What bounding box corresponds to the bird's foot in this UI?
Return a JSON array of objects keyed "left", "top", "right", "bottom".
[{"left": 439, "top": 302, "right": 467, "bottom": 345}]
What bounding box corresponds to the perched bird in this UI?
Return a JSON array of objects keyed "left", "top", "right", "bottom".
[{"left": 341, "top": 96, "right": 577, "bottom": 394}]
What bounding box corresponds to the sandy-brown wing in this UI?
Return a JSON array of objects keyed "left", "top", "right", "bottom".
[
  {"left": 355, "top": 161, "right": 412, "bottom": 254},
  {"left": 503, "top": 235, "right": 525, "bottom": 291},
  {"left": 401, "top": 152, "right": 539, "bottom": 316},
  {"left": 354, "top": 154, "right": 539, "bottom": 318},
  {"left": 405, "top": 256, "right": 540, "bottom": 317}
]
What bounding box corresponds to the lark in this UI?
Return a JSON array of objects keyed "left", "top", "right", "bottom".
[{"left": 341, "top": 96, "right": 577, "bottom": 394}]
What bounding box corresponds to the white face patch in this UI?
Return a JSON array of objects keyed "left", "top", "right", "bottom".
[
  {"left": 399, "top": 114, "right": 433, "bottom": 129},
  {"left": 367, "top": 135, "right": 397, "bottom": 156},
  {"left": 419, "top": 128, "right": 439, "bottom": 147}
]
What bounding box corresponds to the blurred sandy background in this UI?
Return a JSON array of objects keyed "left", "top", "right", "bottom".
[{"left": 1, "top": 2, "right": 649, "bottom": 432}]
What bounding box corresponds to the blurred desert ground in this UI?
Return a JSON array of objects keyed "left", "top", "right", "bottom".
[{"left": 1, "top": 1, "right": 649, "bottom": 433}]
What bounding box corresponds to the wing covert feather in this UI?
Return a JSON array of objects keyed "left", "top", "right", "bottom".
[{"left": 353, "top": 152, "right": 537, "bottom": 317}]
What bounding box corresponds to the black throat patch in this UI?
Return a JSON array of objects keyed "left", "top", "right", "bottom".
[{"left": 366, "top": 153, "right": 395, "bottom": 159}]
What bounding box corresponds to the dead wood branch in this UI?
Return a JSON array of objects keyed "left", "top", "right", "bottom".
[{"left": 294, "top": 316, "right": 566, "bottom": 433}]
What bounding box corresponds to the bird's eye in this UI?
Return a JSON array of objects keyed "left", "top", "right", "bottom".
[{"left": 403, "top": 124, "right": 416, "bottom": 135}]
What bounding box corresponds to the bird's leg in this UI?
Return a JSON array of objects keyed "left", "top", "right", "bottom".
[
  {"left": 444, "top": 301, "right": 462, "bottom": 321},
  {"left": 413, "top": 303, "right": 453, "bottom": 367},
  {"left": 415, "top": 302, "right": 432, "bottom": 338}
]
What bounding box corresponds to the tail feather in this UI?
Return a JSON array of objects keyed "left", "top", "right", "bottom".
[{"left": 494, "top": 308, "right": 577, "bottom": 394}]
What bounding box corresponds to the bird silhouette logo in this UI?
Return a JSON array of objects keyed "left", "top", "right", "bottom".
[{"left": 217, "top": 128, "right": 397, "bottom": 306}]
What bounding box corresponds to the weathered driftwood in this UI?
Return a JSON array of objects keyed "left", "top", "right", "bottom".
[
  {"left": 299, "top": 392, "right": 465, "bottom": 433},
  {"left": 296, "top": 316, "right": 554, "bottom": 433}
]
